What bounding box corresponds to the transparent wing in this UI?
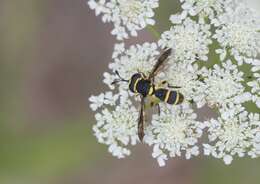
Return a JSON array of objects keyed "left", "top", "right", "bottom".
[
  {"left": 148, "top": 48, "right": 172, "bottom": 80},
  {"left": 138, "top": 96, "right": 145, "bottom": 142}
]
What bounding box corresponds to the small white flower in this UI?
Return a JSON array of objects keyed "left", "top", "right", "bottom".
[
  {"left": 112, "top": 43, "right": 125, "bottom": 59},
  {"left": 103, "top": 72, "right": 117, "bottom": 90},
  {"left": 89, "top": 92, "right": 119, "bottom": 111},
  {"left": 89, "top": 0, "right": 260, "bottom": 165},
  {"left": 108, "top": 42, "right": 159, "bottom": 90},
  {"left": 204, "top": 107, "right": 260, "bottom": 164},
  {"left": 145, "top": 104, "right": 205, "bottom": 166},
  {"left": 247, "top": 66, "right": 260, "bottom": 108},
  {"left": 93, "top": 100, "right": 139, "bottom": 158},
  {"left": 213, "top": 5, "right": 260, "bottom": 64},
  {"left": 223, "top": 155, "right": 233, "bottom": 165},
  {"left": 201, "top": 60, "right": 249, "bottom": 107},
  {"left": 159, "top": 18, "right": 212, "bottom": 63},
  {"left": 88, "top": 0, "right": 159, "bottom": 40},
  {"left": 176, "top": 0, "right": 238, "bottom": 23},
  {"left": 248, "top": 113, "right": 260, "bottom": 158}
]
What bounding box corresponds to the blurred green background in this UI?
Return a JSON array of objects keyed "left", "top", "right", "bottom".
[{"left": 0, "top": 0, "right": 260, "bottom": 184}]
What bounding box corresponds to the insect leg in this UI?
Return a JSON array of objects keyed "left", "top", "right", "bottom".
[
  {"left": 156, "top": 104, "right": 161, "bottom": 115},
  {"left": 158, "top": 80, "right": 182, "bottom": 89}
]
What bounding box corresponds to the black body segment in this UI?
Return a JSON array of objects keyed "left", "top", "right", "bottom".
[
  {"left": 167, "top": 91, "right": 184, "bottom": 105},
  {"left": 175, "top": 92, "right": 184, "bottom": 104},
  {"left": 129, "top": 73, "right": 142, "bottom": 93},
  {"left": 154, "top": 88, "right": 167, "bottom": 101},
  {"left": 135, "top": 79, "right": 152, "bottom": 97},
  {"left": 129, "top": 73, "right": 154, "bottom": 97},
  {"left": 154, "top": 88, "right": 183, "bottom": 105},
  {"left": 166, "top": 90, "right": 178, "bottom": 104}
]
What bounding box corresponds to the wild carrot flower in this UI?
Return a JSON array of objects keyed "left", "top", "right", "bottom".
[
  {"left": 88, "top": 0, "right": 159, "bottom": 40},
  {"left": 88, "top": 0, "right": 260, "bottom": 166}
]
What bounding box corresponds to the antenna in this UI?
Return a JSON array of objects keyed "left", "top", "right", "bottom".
[{"left": 111, "top": 70, "right": 129, "bottom": 85}]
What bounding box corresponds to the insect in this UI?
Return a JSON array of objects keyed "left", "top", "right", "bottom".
[{"left": 112, "top": 48, "right": 184, "bottom": 141}]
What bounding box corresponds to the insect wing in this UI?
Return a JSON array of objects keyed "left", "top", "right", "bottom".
[
  {"left": 148, "top": 48, "right": 172, "bottom": 80},
  {"left": 138, "top": 97, "right": 145, "bottom": 141}
]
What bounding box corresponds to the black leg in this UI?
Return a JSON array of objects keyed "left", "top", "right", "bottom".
[
  {"left": 156, "top": 104, "right": 161, "bottom": 115},
  {"left": 159, "top": 80, "right": 181, "bottom": 89}
]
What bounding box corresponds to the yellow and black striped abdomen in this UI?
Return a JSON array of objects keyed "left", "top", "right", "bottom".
[{"left": 154, "top": 88, "right": 184, "bottom": 105}]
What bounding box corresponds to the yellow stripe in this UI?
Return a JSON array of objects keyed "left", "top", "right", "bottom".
[
  {"left": 148, "top": 87, "right": 153, "bottom": 96},
  {"left": 164, "top": 90, "right": 171, "bottom": 102},
  {"left": 174, "top": 92, "right": 179, "bottom": 105},
  {"left": 134, "top": 78, "right": 141, "bottom": 92}
]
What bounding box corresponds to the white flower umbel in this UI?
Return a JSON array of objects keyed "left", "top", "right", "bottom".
[
  {"left": 159, "top": 18, "right": 212, "bottom": 64},
  {"left": 88, "top": 0, "right": 159, "bottom": 40},
  {"left": 93, "top": 99, "right": 139, "bottom": 158},
  {"left": 91, "top": 43, "right": 160, "bottom": 159},
  {"left": 145, "top": 104, "right": 205, "bottom": 167},
  {"left": 175, "top": 0, "right": 237, "bottom": 23},
  {"left": 213, "top": 5, "right": 260, "bottom": 64},
  {"left": 201, "top": 60, "right": 250, "bottom": 107},
  {"left": 249, "top": 113, "right": 260, "bottom": 158},
  {"left": 105, "top": 42, "right": 159, "bottom": 90},
  {"left": 89, "top": 92, "right": 119, "bottom": 111},
  {"left": 163, "top": 62, "right": 207, "bottom": 108},
  {"left": 89, "top": 0, "right": 260, "bottom": 165},
  {"left": 204, "top": 107, "right": 260, "bottom": 165},
  {"left": 247, "top": 67, "right": 260, "bottom": 108}
]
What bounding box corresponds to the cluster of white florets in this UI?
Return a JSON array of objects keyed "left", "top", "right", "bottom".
[
  {"left": 199, "top": 60, "right": 251, "bottom": 107},
  {"left": 145, "top": 104, "right": 205, "bottom": 166},
  {"left": 88, "top": 0, "right": 159, "bottom": 40},
  {"left": 88, "top": 0, "right": 260, "bottom": 166},
  {"left": 213, "top": 5, "right": 260, "bottom": 64},
  {"left": 247, "top": 61, "right": 260, "bottom": 108},
  {"left": 158, "top": 18, "right": 212, "bottom": 63},
  {"left": 204, "top": 106, "right": 260, "bottom": 164}
]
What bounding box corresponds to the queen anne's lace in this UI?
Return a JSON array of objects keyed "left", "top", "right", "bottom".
[
  {"left": 163, "top": 62, "right": 207, "bottom": 108},
  {"left": 159, "top": 18, "right": 212, "bottom": 63},
  {"left": 145, "top": 104, "right": 205, "bottom": 166},
  {"left": 88, "top": 0, "right": 159, "bottom": 40},
  {"left": 247, "top": 65, "right": 260, "bottom": 108},
  {"left": 171, "top": 0, "right": 238, "bottom": 24},
  {"left": 93, "top": 98, "right": 139, "bottom": 158},
  {"left": 213, "top": 5, "right": 260, "bottom": 64},
  {"left": 204, "top": 106, "right": 260, "bottom": 164},
  {"left": 88, "top": 0, "right": 260, "bottom": 166},
  {"left": 200, "top": 60, "right": 251, "bottom": 107}
]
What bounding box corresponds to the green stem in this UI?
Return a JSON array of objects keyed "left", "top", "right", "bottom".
[{"left": 146, "top": 25, "right": 161, "bottom": 39}]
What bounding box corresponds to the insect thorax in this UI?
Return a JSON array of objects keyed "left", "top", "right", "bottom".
[{"left": 129, "top": 73, "right": 154, "bottom": 97}]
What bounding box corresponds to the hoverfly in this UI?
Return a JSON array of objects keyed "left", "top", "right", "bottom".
[{"left": 112, "top": 48, "right": 184, "bottom": 141}]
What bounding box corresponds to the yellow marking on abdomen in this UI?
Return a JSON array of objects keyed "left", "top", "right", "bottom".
[
  {"left": 134, "top": 78, "right": 142, "bottom": 93},
  {"left": 164, "top": 90, "right": 171, "bottom": 102},
  {"left": 174, "top": 92, "right": 179, "bottom": 105}
]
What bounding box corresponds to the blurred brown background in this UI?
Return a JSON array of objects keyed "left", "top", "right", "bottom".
[{"left": 1, "top": 0, "right": 260, "bottom": 184}]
